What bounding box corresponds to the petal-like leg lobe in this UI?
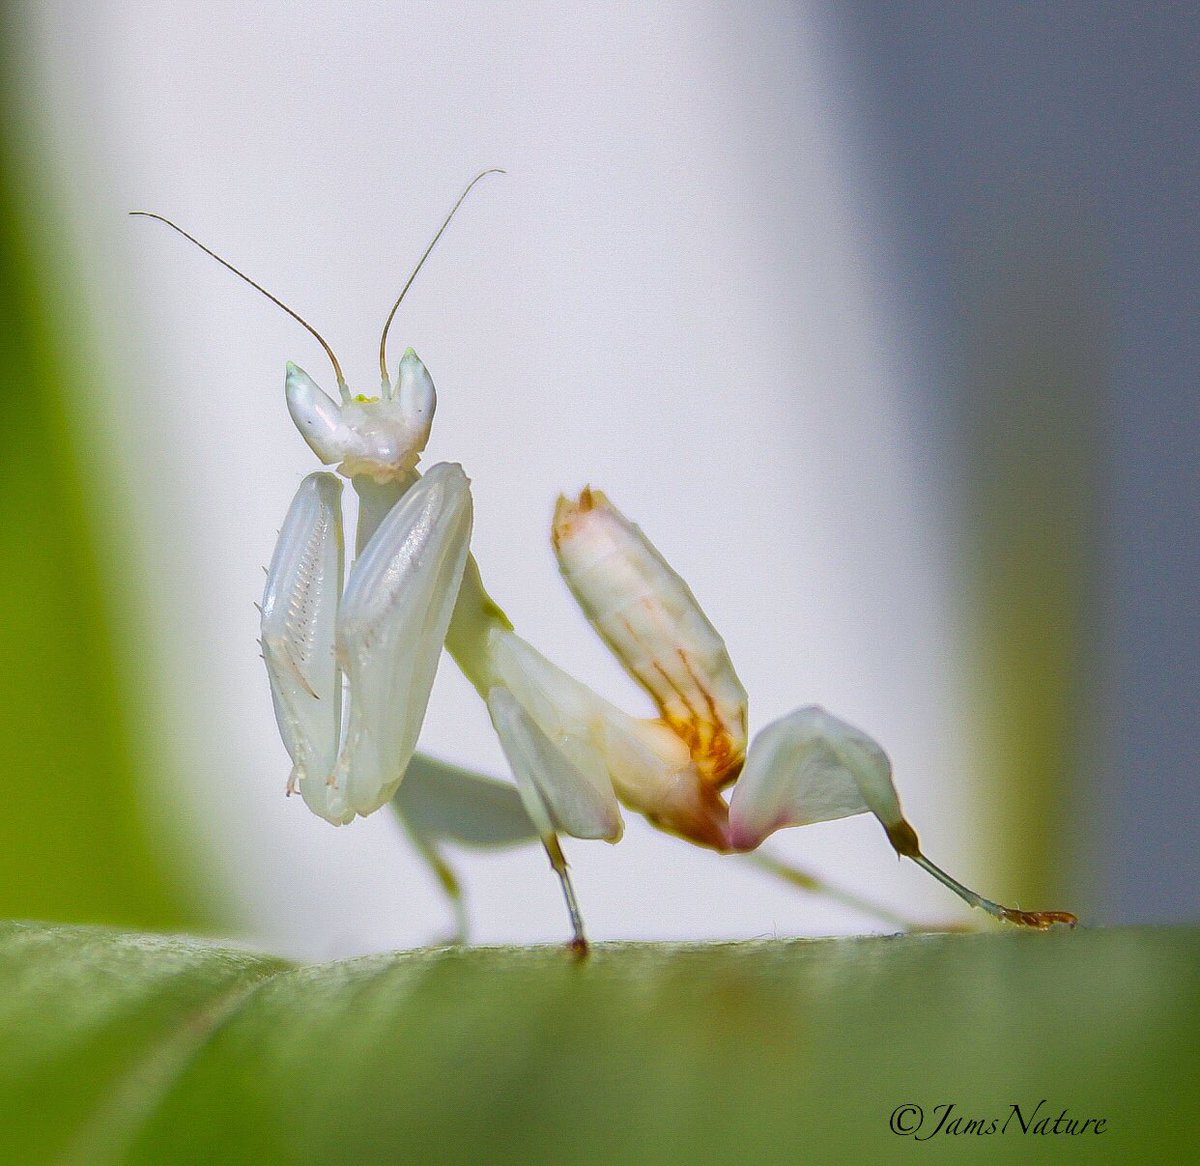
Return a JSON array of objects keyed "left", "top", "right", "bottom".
[
  {"left": 486, "top": 686, "right": 623, "bottom": 842},
  {"left": 728, "top": 706, "right": 901, "bottom": 850},
  {"left": 553, "top": 488, "right": 747, "bottom": 785}
]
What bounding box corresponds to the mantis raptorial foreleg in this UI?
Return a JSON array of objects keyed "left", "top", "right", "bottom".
[
  {"left": 138, "top": 173, "right": 1076, "bottom": 952},
  {"left": 260, "top": 460, "right": 471, "bottom": 824},
  {"left": 260, "top": 473, "right": 343, "bottom": 805}
]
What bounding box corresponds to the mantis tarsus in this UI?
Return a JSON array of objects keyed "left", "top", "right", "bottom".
[{"left": 134, "top": 172, "right": 1076, "bottom": 953}]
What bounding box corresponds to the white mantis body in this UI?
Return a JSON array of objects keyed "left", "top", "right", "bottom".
[{"left": 136, "top": 175, "right": 1075, "bottom": 952}]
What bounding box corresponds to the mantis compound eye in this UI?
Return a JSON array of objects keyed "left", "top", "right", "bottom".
[
  {"left": 285, "top": 363, "right": 350, "bottom": 465},
  {"left": 396, "top": 348, "right": 436, "bottom": 431}
]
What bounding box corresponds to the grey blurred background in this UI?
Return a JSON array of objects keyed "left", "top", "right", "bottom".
[{"left": 833, "top": 2, "right": 1198, "bottom": 922}]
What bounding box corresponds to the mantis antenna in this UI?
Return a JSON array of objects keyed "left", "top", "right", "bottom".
[
  {"left": 377, "top": 167, "right": 506, "bottom": 389},
  {"left": 130, "top": 211, "right": 349, "bottom": 393}
]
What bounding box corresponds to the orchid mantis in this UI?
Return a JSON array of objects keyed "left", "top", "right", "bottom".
[{"left": 136, "top": 174, "right": 1076, "bottom": 952}]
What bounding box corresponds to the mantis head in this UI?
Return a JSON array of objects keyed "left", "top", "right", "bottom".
[
  {"left": 132, "top": 169, "right": 503, "bottom": 486},
  {"left": 285, "top": 350, "right": 436, "bottom": 483}
]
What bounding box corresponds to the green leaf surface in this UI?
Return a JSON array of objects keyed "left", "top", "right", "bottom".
[{"left": 2, "top": 922, "right": 1195, "bottom": 1165}]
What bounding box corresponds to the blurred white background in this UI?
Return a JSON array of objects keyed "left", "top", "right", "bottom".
[{"left": 22, "top": 1, "right": 989, "bottom": 957}]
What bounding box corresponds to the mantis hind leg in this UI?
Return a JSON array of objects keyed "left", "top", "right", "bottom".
[
  {"left": 393, "top": 750, "right": 593, "bottom": 952},
  {"left": 741, "top": 850, "right": 936, "bottom": 933},
  {"left": 398, "top": 818, "right": 471, "bottom": 945},
  {"left": 544, "top": 836, "right": 589, "bottom": 957}
]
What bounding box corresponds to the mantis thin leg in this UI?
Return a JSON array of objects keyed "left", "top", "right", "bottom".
[
  {"left": 544, "top": 836, "right": 589, "bottom": 957},
  {"left": 744, "top": 849, "right": 921, "bottom": 930},
  {"left": 730, "top": 707, "right": 1077, "bottom": 929},
  {"left": 907, "top": 852, "right": 1077, "bottom": 930},
  {"left": 392, "top": 752, "right": 545, "bottom": 945},
  {"left": 398, "top": 817, "right": 470, "bottom": 945},
  {"left": 742, "top": 850, "right": 925, "bottom": 933}
]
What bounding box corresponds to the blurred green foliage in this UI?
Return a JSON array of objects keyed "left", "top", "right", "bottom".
[
  {"left": 963, "top": 242, "right": 1105, "bottom": 907},
  {"left": 1, "top": 921, "right": 1195, "bottom": 1164},
  {"left": 0, "top": 18, "right": 213, "bottom": 930}
]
